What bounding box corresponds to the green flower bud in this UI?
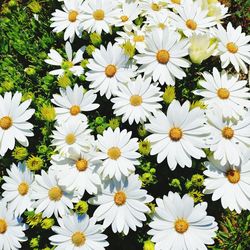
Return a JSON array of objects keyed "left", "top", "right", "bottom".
[
  {"left": 90, "top": 33, "right": 102, "bottom": 46},
  {"left": 12, "top": 147, "right": 28, "bottom": 161}
]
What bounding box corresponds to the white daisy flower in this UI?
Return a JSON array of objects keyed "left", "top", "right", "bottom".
[
  {"left": 140, "top": 0, "right": 167, "bottom": 16},
  {"left": 51, "top": 84, "right": 99, "bottom": 124},
  {"left": 115, "top": 26, "right": 147, "bottom": 52},
  {"left": 81, "top": 0, "right": 119, "bottom": 34},
  {"left": 95, "top": 127, "right": 140, "bottom": 181},
  {"left": 51, "top": 148, "right": 101, "bottom": 196},
  {"left": 0, "top": 92, "right": 35, "bottom": 157},
  {"left": 45, "top": 42, "right": 85, "bottom": 76},
  {"left": 134, "top": 28, "right": 190, "bottom": 86},
  {"left": 111, "top": 75, "right": 163, "bottom": 125},
  {"left": 145, "top": 10, "right": 175, "bottom": 31},
  {"left": 0, "top": 201, "right": 27, "bottom": 249},
  {"left": 86, "top": 43, "right": 137, "bottom": 99},
  {"left": 50, "top": 0, "right": 84, "bottom": 42},
  {"left": 165, "top": 0, "right": 185, "bottom": 10},
  {"left": 193, "top": 67, "right": 250, "bottom": 119},
  {"left": 213, "top": 22, "right": 250, "bottom": 74},
  {"left": 203, "top": 157, "right": 250, "bottom": 213},
  {"left": 148, "top": 192, "right": 218, "bottom": 250},
  {"left": 51, "top": 120, "right": 95, "bottom": 156},
  {"left": 49, "top": 213, "right": 109, "bottom": 250},
  {"left": 89, "top": 174, "right": 153, "bottom": 235},
  {"left": 113, "top": 2, "right": 141, "bottom": 32},
  {"left": 206, "top": 110, "right": 250, "bottom": 166},
  {"left": 31, "top": 169, "right": 79, "bottom": 218},
  {"left": 145, "top": 100, "right": 208, "bottom": 170},
  {"left": 170, "top": 0, "right": 216, "bottom": 37},
  {"left": 2, "top": 163, "right": 34, "bottom": 217}
]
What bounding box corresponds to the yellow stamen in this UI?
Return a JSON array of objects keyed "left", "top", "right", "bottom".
[
  {"left": 71, "top": 231, "right": 86, "bottom": 246},
  {"left": 151, "top": 3, "right": 161, "bottom": 11},
  {"left": 217, "top": 88, "right": 230, "bottom": 99},
  {"left": 120, "top": 15, "right": 129, "bottom": 22},
  {"left": 48, "top": 186, "right": 63, "bottom": 201},
  {"left": 175, "top": 219, "right": 189, "bottom": 233},
  {"left": 222, "top": 127, "right": 234, "bottom": 139},
  {"left": 68, "top": 10, "right": 78, "bottom": 22},
  {"left": 107, "top": 147, "right": 121, "bottom": 160},
  {"left": 93, "top": 9, "right": 105, "bottom": 21},
  {"left": 226, "top": 169, "right": 240, "bottom": 184},
  {"left": 0, "top": 219, "right": 7, "bottom": 234},
  {"left": 0, "top": 116, "right": 12, "bottom": 130},
  {"left": 186, "top": 19, "right": 197, "bottom": 30},
  {"left": 169, "top": 128, "right": 183, "bottom": 141},
  {"left": 133, "top": 35, "right": 145, "bottom": 42},
  {"left": 130, "top": 95, "right": 142, "bottom": 106},
  {"left": 76, "top": 159, "right": 88, "bottom": 171},
  {"left": 105, "top": 64, "right": 117, "bottom": 78},
  {"left": 171, "top": 0, "right": 181, "bottom": 4},
  {"left": 70, "top": 105, "right": 81, "bottom": 116},
  {"left": 65, "top": 133, "right": 76, "bottom": 145},
  {"left": 156, "top": 50, "right": 170, "bottom": 64},
  {"left": 18, "top": 182, "right": 29, "bottom": 196},
  {"left": 114, "top": 191, "right": 127, "bottom": 206},
  {"left": 226, "top": 42, "right": 238, "bottom": 53}
]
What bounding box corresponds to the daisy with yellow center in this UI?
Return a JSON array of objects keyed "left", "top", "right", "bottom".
[
  {"left": 89, "top": 174, "right": 153, "bottom": 235},
  {"left": 146, "top": 100, "right": 208, "bottom": 170},
  {"left": 51, "top": 119, "right": 94, "bottom": 156},
  {"left": 111, "top": 75, "right": 163, "bottom": 125},
  {"left": 214, "top": 22, "right": 250, "bottom": 74},
  {"left": 170, "top": 0, "right": 216, "bottom": 37},
  {"left": 2, "top": 162, "right": 34, "bottom": 216},
  {"left": 206, "top": 110, "right": 250, "bottom": 166},
  {"left": 0, "top": 201, "right": 27, "bottom": 248},
  {"left": 51, "top": 150, "right": 102, "bottom": 196},
  {"left": 204, "top": 157, "right": 250, "bottom": 213},
  {"left": 50, "top": 0, "right": 85, "bottom": 42},
  {"left": 0, "top": 92, "right": 35, "bottom": 157},
  {"left": 96, "top": 127, "right": 141, "bottom": 180},
  {"left": 81, "top": 0, "right": 119, "bottom": 34},
  {"left": 86, "top": 42, "right": 137, "bottom": 99},
  {"left": 52, "top": 84, "right": 99, "bottom": 124},
  {"left": 148, "top": 192, "right": 218, "bottom": 249},
  {"left": 135, "top": 28, "right": 190, "bottom": 86},
  {"left": 193, "top": 67, "right": 250, "bottom": 119},
  {"left": 49, "top": 213, "right": 109, "bottom": 250},
  {"left": 31, "top": 170, "right": 78, "bottom": 218}
]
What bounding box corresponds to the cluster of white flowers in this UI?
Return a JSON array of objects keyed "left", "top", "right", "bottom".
[{"left": 0, "top": 0, "right": 250, "bottom": 249}]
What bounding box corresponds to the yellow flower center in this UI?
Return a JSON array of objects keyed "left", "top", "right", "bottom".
[
  {"left": 107, "top": 147, "right": 121, "bottom": 160},
  {"left": 0, "top": 219, "right": 7, "bottom": 234},
  {"left": 93, "top": 9, "right": 105, "bottom": 21},
  {"left": 120, "top": 15, "right": 129, "bottom": 22},
  {"left": 65, "top": 133, "right": 76, "bottom": 145},
  {"left": 222, "top": 127, "right": 234, "bottom": 139},
  {"left": 171, "top": 0, "right": 181, "bottom": 4},
  {"left": 158, "top": 23, "right": 166, "bottom": 29},
  {"left": 169, "top": 127, "right": 183, "bottom": 141},
  {"left": 174, "top": 219, "right": 189, "bottom": 234},
  {"left": 0, "top": 116, "right": 12, "bottom": 130},
  {"left": 217, "top": 88, "right": 230, "bottom": 99},
  {"left": 71, "top": 231, "right": 86, "bottom": 247},
  {"left": 76, "top": 159, "right": 88, "bottom": 171},
  {"left": 114, "top": 191, "right": 127, "bottom": 206},
  {"left": 133, "top": 35, "right": 145, "bottom": 42},
  {"left": 226, "top": 42, "right": 238, "bottom": 53},
  {"left": 156, "top": 49, "right": 170, "bottom": 64},
  {"left": 68, "top": 10, "right": 78, "bottom": 22},
  {"left": 151, "top": 3, "right": 161, "bottom": 11},
  {"left": 130, "top": 95, "right": 142, "bottom": 106},
  {"left": 226, "top": 169, "right": 240, "bottom": 184},
  {"left": 186, "top": 19, "right": 197, "bottom": 30},
  {"left": 105, "top": 64, "right": 117, "bottom": 78},
  {"left": 18, "top": 182, "right": 29, "bottom": 196},
  {"left": 48, "top": 186, "right": 63, "bottom": 201},
  {"left": 70, "top": 105, "right": 81, "bottom": 116}
]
